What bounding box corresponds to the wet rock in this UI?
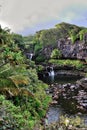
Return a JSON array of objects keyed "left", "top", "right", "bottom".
[
  {"left": 58, "top": 39, "right": 87, "bottom": 60},
  {"left": 58, "top": 81, "right": 87, "bottom": 113},
  {"left": 36, "top": 37, "right": 87, "bottom": 61},
  {"left": 70, "top": 85, "right": 75, "bottom": 89},
  {"left": 76, "top": 78, "right": 87, "bottom": 89},
  {"left": 48, "top": 77, "right": 87, "bottom": 114},
  {"left": 51, "top": 101, "right": 58, "bottom": 105}
]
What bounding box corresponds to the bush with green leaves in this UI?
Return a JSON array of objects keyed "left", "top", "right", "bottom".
[
  {"left": 35, "top": 55, "right": 46, "bottom": 62},
  {"left": 0, "top": 63, "right": 51, "bottom": 129},
  {"left": 0, "top": 26, "right": 51, "bottom": 130},
  {"left": 33, "top": 22, "right": 82, "bottom": 48},
  {"left": 79, "top": 29, "right": 87, "bottom": 41},
  {"left": 34, "top": 44, "right": 43, "bottom": 54},
  {"left": 0, "top": 95, "right": 34, "bottom": 130},
  {"left": 69, "top": 27, "right": 80, "bottom": 43},
  {"left": 51, "top": 49, "right": 62, "bottom": 59}
]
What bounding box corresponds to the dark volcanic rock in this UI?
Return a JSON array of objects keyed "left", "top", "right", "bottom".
[
  {"left": 58, "top": 82, "right": 87, "bottom": 114},
  {"left": 58, "top": 39, "right": 87, "bottom": 60},
  {"left": 38, "top": 38, "right": 87, "bottom": 61},
  {"left": 49, "top": 80, "right": 87, "bottom": 114},
  {"left": 76, "top": 78, "right": 87, "bottom": 89}
]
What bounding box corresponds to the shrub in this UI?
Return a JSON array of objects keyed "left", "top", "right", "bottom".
[
  {"left": 51, "top": 49, "right": 62, "bottom": 59},
  {"left": 49, "top": 59, "right": 84, "bottom": 69},
  {"left": 36, "top": 55, "right": 46, "bottom": 62},
  {"left": 34, "top": 44, "right": 42, "bottom": 54},
  {"left": 0, "top": 95, "right": 33, "bottom": 130}
]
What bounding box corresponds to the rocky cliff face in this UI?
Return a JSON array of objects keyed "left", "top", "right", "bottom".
[
  {"left": 57, "top": 39, "right": 87, "bottom": 60},
  {"left": 39, "top": 39, "right": 87, "bottom": 61},
  {"left": 33, "top": 22, "right": 87, "bottom": 62}
]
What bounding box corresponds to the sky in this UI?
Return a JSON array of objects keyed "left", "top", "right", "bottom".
[{"left": 0, "top": 0, "right": 87, "bottom": 36}]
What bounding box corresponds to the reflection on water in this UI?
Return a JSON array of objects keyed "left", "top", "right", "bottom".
[
  {"left": 42, "top": 75, "right": 82, "bottom": 84},
  {"left": 40, "top": 73, "right": 87, "bottom": 125},
  {"left": 47, "top": 106, "right": 87, "bottom": 125},
  {"left": 47, "top": 105, "right": 63, "bottom": 124}
]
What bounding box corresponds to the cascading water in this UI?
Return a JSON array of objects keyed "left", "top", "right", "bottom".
[
  {"left": 39, "top": 67, "right": 87, "bottom": 126},
  {"left": 29, "top": 53, "right": 33, "bottom": 60},
  {"left": 49, "top": 67, "right": 55, "bottom": 76}
]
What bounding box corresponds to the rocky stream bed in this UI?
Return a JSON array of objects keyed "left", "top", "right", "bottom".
[{"left": 43, "top": 77, "right": 87, "bottom": 130}]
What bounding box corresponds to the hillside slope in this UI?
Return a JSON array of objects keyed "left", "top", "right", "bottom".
[{"left": 31, "top": 22, "right": 87, "bottom": 62}]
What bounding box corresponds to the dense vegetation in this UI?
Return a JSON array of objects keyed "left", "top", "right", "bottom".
[
  {"left": 21, "top": 22, "right": 87, "bottom": 63},
  {"left": 0, "top": 22, "right": 87, "bottom": 129},
  {"left": 33, "top": 22, "right": 86, "bottom": 48},
  {"left": 49, "top": 59, "right": 84, "bottom": 69},
  {"left": 0, "top": 26, "right": 51, "bottom": 130}
]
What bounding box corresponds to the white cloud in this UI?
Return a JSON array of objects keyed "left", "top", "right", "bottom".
[{"left": 0, "top": 0, "right": 87, "bottom": 33}]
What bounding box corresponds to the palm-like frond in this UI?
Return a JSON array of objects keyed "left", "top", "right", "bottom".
[
  {"left": 0, "top": 64, "right": 34, "bottom": 97},
  {"left": 0, "top": 87, "right": 34, "bottom": 97},
  {"left": 0, "top": 27, "right": 34, "bottom": 98},
  {"left": 9, "top": 75, "right": 30, "bottom": 87}
]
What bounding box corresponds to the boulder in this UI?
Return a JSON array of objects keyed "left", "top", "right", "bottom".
[{"left": 76, "top": 78, "right": 87, "bottom": 89}]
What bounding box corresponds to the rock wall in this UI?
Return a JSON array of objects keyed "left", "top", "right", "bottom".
[
  {"left": 37, "top": 38, "right": 87, "bottom": 61},
  {"left": 58, "top": 39, "right": 87, "bottom": 60}
]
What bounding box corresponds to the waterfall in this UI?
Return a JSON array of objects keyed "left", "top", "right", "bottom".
[
  {"left": 45, "top": 66, "right": 55, "bottom": 77},
  {"left": 49, "top": 67, "right": 55, "bottom": 76},
  {"left": 29, "top": 53, "right": 33, "bottom": 60}
]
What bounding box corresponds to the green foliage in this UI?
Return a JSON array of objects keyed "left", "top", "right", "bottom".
[
  {"left": 34, "top": 43, "right": 42, "bottom": 54},
  {"left": 23, "top": 35, "right": 34, "bottom": 43},
  {"left": 0, "top": 95, "right": 35, "bottom": 130},
  {"left": 59, "top": 115, "right": 84, "bottom": 128},
  {"left": 79, "top": 29, "right": 87, "bottom": 41},
  {"left": 18, "top": 22, "right": 87, "bottom": 62},
  {"left": 35, "top": 55, "right": 46, "bottom": 62},
  {"left": 37, "top": 65, "right": 44, "bottom": 71},
  {"left": 51, "top": 49, "right": 62, "bottom": 59},
  {"left": 0, "top": 63, "right": 34, "bottom": 97},
  {"left": 49, "top": 59, "right": 84, "bottom": 69},
  {"left": 1, "top": 22, "right": 87, "bottom": 130},
  {"left": 3, "top": 47, "right": 24, "bottom": 64},
  {"left": 69, "top": 27, "right": 80, "bottom": 43},
  {"left": 70, "top": 34, "right": 77, "bottom": 43},
  {"left": 55, "top": 22, "right": 76, "bottom": 38},
  {"left": 34, "top": 28, "right": 61, "bottom": 48},
  {"left": 33, "top": 22, "right": 83, "bottom": 54},
  {"left": 0, "top": 27, "right": 12, "bottom": 45},
  {"left": 12, "top": 33, "right": 23, "bottom": 44},
  {"left": 0, "top": 30, "right": 24, "bottom": 66},
  {"left": 23, "top": 35, "right": 34, "bottom": 52},
  {"left": 38, "top": 29, "right": 58, "bottom": 46},
  {"left": 0, "top": 26, "right": 51, "bottom": 130}
]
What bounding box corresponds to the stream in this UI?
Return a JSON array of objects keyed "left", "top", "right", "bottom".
[{"left": 39, "top": 72, "right": 87, "bottom": 126}]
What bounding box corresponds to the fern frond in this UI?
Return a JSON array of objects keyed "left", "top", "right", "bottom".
[
  {"left": 9, "top": 75, "right": 30, "bottom": 87},
  {"left": 0, "top": 87, "right": 34, "bottom": 97}
]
